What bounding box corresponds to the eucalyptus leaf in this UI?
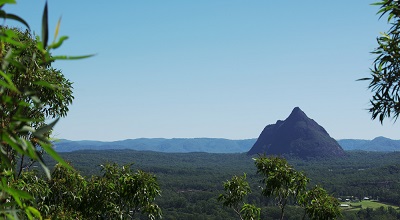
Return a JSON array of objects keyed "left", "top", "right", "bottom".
[
  {"left": 33, "top": 118, "right": 59, "bottom": 137},
  {"left": 41, "top": 1, "right": 48, "bottom": 49},
  {"left": 38, "top": 158, "right": 51, "bottom": 179},
  {"left": 51, "top": 54, "right": 95, "bottom": 60},
  {"left": 33, "top": 80, "right": 55, "bottom": 89},
  {"left": 26, "top": 207, "right": 42, "bottom": 219},
  {"left": 40, "top": 140, "right": 72, "bottom": 171},
  {"left": 54, "top": 16, "right": 62, "bottom": 41},
  {"left": 4, "top": 13, "right": 30, "bottom": 29},
  {"left": 0, "top": 0, "right": 16, "bottom": 5},
  {"left": 48, "top": 36, "right": 68, "bottom": 50}
]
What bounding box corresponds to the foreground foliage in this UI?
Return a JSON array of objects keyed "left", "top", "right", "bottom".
[
  {"left": 361, "top": 0, "right": 400, "bottom": 122},
  {"left": 0, "top": 1, "right": 77, "bottom": 218},
  {"left": 219, "top": 156, "right": 341, "bottom": 220},
  {"left": 17, "top": 163, "right": 161, "bottom": 219},
  {"left": 0, "top": 2, "right": 162, "bottom": 219},
  {"left": 218, "top": 174, "right": 260, "bottom": 220}
]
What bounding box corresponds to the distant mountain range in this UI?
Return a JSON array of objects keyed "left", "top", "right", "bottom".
[
  {"left": 337, "top": 136, "right": 400, "bottom": 152},
  {"left": 53, "top": 136, "right": 400, "bottom": 153},
  {"left": 53, "top": 138, "right": 256, "bottom": 153}
]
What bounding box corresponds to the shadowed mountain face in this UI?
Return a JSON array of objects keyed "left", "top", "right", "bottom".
[{"left": 248, "top": 107, "right": 345, "bottom": 158}]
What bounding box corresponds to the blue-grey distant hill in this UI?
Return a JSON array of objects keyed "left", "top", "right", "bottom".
[
  {"left": 337, "top": 136, "right": 400, "bottom": 152},
  {"left": 53, "top": 138, "right": 257, "bottom": 153},
  {"left": 53, "top": 136, "right": 400, "bottom": 153}
]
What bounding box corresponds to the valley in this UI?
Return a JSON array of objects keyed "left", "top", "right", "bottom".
[{"left": 44, "top": 150, "right": 400, "bottom": 219}]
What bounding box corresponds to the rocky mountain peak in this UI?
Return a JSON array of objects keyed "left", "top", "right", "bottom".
[
  {"left": 247, "top": 107, "right": 345, "bottom": 158},
  {"left": 287, "top": 107, "right": 308, "bottom": 121}
]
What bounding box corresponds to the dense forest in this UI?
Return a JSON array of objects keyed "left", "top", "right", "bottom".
[{"left": 42, "top": 150, "right": 400, "bottom": 219}]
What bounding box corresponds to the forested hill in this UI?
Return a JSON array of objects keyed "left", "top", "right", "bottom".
[
  {"left": 53, "top": 138, "right": 256, "bottom": 153},
  {"left": 54, "top": 137, "right": 400, "bottom": 153},
  {"left": 337, "top": 136, "right": 400, "bottom": 151}
]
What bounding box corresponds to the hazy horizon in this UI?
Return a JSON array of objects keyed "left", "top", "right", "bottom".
[
  {"left": 56, "top": 135, "right": 397, "bottom": 142},
  {"left": 8, "top": 1, "right": 400, "bottom": 141}
]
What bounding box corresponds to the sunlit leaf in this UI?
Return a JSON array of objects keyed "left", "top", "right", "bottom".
[
  {"left": 48, "top": 36, "right": 68, "bottom": 50},
  {"left": 0, "top": 0, "right": 16, "bottom": 5},
  {"left": 5, "top": 186, "right": 33, "bottom": 206},
  {"left": 33, "top": 80, "right": 55, "bottom": 89},
  {"left": 2, "top": 134, "right": 24, "bottom": 155},
  {"left": 54, "top": 16, "right": 62, "bottom": 41},
  {"left": 0, "top": 33, "right": 25, "bottom": 47},
  {"left": 51, "top": 54, "right": 95, "bottom": 60},
  {"left": 26, "top": 206, "right": 42, "bottom": 219},
  {"left": 0, "top": 70, "right": 18, "bottom": 92}
]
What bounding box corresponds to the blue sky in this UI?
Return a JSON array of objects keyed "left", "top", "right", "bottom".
[{"left": 6, "top": 0, "right": 400, "bottom": 141}]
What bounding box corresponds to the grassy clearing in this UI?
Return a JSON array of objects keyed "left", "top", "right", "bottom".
[{"left": 340, "top": 200, "right": 399, "bottom": 212}]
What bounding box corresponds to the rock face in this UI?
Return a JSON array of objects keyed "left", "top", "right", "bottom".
[{"left": 247, "top": 107, "right": 345, "bottom": 158}]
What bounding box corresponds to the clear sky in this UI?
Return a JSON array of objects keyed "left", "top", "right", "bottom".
[{"left": 6, "top": 0, "right": 400, "bottom": 141}]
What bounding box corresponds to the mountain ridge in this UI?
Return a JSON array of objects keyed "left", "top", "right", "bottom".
[
  {"left": 337, "top": 136, "right": 400, "bottom": 152},
  {"left": 53, "top": 137, "right": 400, "bottom": 153},
  {"left": 53, "top": 138, "right": 256, "bottom": 153}
]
